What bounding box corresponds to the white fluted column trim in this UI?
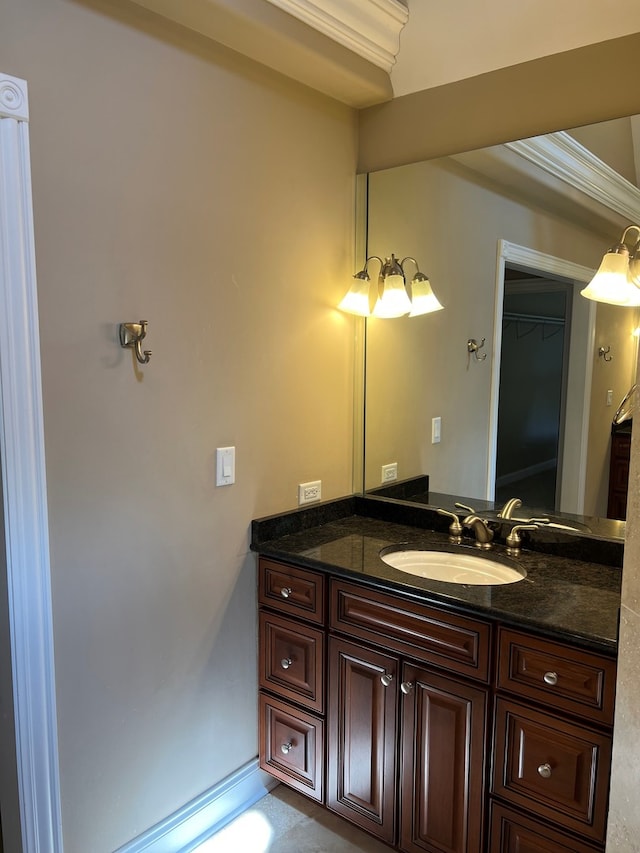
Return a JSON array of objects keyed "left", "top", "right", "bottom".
[{"left": 0, "top": 72, "right": 63, "bottom": 853}]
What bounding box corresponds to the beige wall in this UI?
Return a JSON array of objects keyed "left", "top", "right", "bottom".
[
  {"left": 364, "top": 157, "right": 625, "bottom": 513},
  {"left": 0, "top": 0, "right": 357, "bottom": 850},
  {"left": 392, "top": 1, "right": 640, "bottom": 96}
]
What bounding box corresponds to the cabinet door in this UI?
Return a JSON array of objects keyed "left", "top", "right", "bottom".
[
  {"left": 400, "top": 663, "right": 487, "bottom": 853},
  {"left": 327, "top": 636, "right": 398, "bottom": 845}
]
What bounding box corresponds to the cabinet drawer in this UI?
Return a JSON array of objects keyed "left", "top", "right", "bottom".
[
  {"left": 489, "top": 802, "right": 601, "bottom": 853},
  {"left": 492, "top": 698, "right": 612, "bottom": 843},
  {"left": 259, "top": 558, "right": 325, "bottom": 625},
  {"left": 259, "top": 611, "right": 324, "bottom": 713},
  {"left": 330, "top": 579, "right": 491, "bottom": 682},
  {"left": 259, "top": 693, "right": 324, "bottom": 802},
  {"left": 497, "top": 628, "right": 616, "bottom": 725}
]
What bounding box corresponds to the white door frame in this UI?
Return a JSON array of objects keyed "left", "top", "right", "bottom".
[
  {"left": 487, "top": 240, "right": 595, "bottom": 514},
  {"left": 0, "top": 73, "right": 63, "bottom": 851}
]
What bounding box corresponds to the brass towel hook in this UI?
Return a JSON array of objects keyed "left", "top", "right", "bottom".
[
  {"left": 467, "top": 338, "right": 487, "bottom": 361},
  {"left": 598, "top": 345, "right": 612, "bottom": 362},
  {"left": 119, "top": 321, "right": 152, "bottom": 365}
]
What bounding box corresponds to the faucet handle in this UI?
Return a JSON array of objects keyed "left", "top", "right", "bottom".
[
  {"left": 437, "top": 508, "right": 463, "bottom": 544},
  {"left": 454, "top": 502, "right": 475, "bottom": 515},
  {"left": 506, "top": 523, "right": 538, "bottom": 557}
]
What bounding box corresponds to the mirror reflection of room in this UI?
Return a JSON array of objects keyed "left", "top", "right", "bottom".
[{"left": 363, "top": 116, "right": 640, "bottom": 525}]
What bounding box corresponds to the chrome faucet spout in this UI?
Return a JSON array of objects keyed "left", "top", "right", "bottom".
[
  {"left": 462, "top": 515, "right": 494, "bottom": 550},
  {"left": 498, "top": 498, "right": 522, "bottom": 519}
]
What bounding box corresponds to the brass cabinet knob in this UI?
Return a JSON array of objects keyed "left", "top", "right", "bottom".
[
  {"left": 543, "top": 671, "right": 558, "bottom": 686},
  {"left": 280, "top": 587, "right": 293, "bottom": 599},
  {"left": 400, "top": 681, "right": 414, "bottom": 695},
  {"left": 380, "top": 672, "right": 394, "bottom": 687},
  {"left": 281, "top": 658, "right": 293, "bottom": 670},
  {"left": 281, "top": 742, "right": 293, "bottom": 754},
  {"left": 537, "top": 763, "right": 552, "bottom": 779}
]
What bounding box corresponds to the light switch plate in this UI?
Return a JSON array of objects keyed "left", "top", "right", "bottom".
[{"left": 216, "top": 446, "right": 235, "bottom": 486}]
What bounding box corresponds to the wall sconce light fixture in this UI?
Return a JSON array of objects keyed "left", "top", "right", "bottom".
[
  {"left": 581, "top": 225, "right": 640, "bottom": 306},
  {"left": 339, "top": 254, "right": 444, "bottom": 318}
]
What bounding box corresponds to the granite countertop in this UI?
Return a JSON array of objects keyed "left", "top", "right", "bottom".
[{"left": 251, "top": 498, "right": 622, "bottom": 656}]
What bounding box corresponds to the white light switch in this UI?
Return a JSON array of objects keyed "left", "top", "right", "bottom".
[
  {"left": 606, "top": 389, "right": 613, "bottom": 407},
  {"left": 432, "top": 417, "right": 441, "bottom": 444},
  {"left": 216, "top": 446, "right": 235, "bottom": 486}
]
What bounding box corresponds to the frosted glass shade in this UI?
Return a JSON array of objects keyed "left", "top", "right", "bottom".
[
  {"left": 338, "top": 276, "right": 371, "bottom": 316},
  {"left": 372, "top": 273, "right": 412, "bottom": 318},
  {"left": 580, "top": 251, "right": 640, "bottom": 306},
  {"left": 409, "top": 276, "right": 444, "bottom": 316}
]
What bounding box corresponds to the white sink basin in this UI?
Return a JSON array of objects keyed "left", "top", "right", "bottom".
[{"left": 379, "top": 549, "right": 526, "bottom": 585}]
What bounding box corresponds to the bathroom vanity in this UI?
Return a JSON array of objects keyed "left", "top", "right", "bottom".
[{"left": 252, "top": 497, "right": 621, "bottom": 853}]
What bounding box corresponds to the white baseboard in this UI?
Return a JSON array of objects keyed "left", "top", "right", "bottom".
[
  {"left": 117, "top": 759, "right": 278, "bottom": 853},
  {"left": 496, "top": 457, "right": 556, "bottom": 488}
]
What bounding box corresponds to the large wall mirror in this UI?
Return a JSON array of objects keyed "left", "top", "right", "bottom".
[{"left": 360, "top": 116, "right": 640, "bottom": 539}]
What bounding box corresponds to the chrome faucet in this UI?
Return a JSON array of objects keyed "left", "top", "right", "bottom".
[
  {"left": 462, "top": 515, "right": 494, "bottom": 550},
  {"left": 498, "top": 497, "right": 522, "bottom": 519}
]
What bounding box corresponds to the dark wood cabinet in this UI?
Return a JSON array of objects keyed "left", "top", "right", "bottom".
[
  {"left": 490, "top": 628, "right": 615, "bottom": 851},
  {"left": 257, "top": 557, "right": 616, "bottom": 853},
  {"left": 258, "top": 561, "right": 326, "bottom": 801},
  {"left": 489, "top": 803, "right": 601, "bottom": 853},
  {"left": 492, "top": 698, "right": 611, "bottom": 843},
  {"left": 327, "top": 636, "right": 398, "bottom": 844},
  {"left": 400, "top": 663, "right": 487, "bottom": 853},
  {"left": 607, "top": 427, "right": 631, "bottom": 519}
]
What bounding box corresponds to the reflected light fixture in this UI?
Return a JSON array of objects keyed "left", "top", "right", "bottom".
[
  {"left": 581, "top": 225, "right": 640, "bottom": 306},
  {"left": 338, "top": 254, "right": 444, "bottom": 318}
]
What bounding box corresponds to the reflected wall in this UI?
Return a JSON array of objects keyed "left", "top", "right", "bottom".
[{"left": 364, "top": 155, "right": 640, "bottom": 516}]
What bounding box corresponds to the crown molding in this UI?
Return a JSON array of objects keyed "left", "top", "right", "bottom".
[
  {"left": 264, "top": 0, "right": 408, "bottom": 72},
  {"left": 507, "top": 131, "right": 640, "bottom": 224},
  {"left": 128, "top": 0, "right": 392, "bottom": 107}
]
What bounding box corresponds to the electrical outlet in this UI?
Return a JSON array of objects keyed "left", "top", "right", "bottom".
[
  {"left": 381, "top": 463, "right": 398, "bottom": 483},
  {"left": 432, "top": 417, "right": 441, "bottom": 444},
  {"left": 298, "top": 480, "right": 322, "bottom": 505}
]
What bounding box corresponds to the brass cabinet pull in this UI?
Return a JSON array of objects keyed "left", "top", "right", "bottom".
[
  {"left": 543, "top": 671, "right": 558, "bottom": 686},
  {"left": 537, "top": 763, "right": 552, "bottom": 779},
  {"left": 400, "top": 681, "right": 414, "bottom": 695},
  {"left": 281, "top": 741, "right": 293, "bottom": 754},
  {"left": 281, "top": 657, "right": 293, "bottom": 670},
  {"left": 380, "top": 672, "right": 394, "bottom": 687},
  {"left": 280, "top": 587, "right": 293, "bottom": 599}
]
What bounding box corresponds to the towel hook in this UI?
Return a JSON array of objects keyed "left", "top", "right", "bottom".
[
  {"left": 598, "top": 345, "right": 612, "bottom": 362},
  {"left": 467, "top": 338, "right": 487, "bottom": 361},
  {"left": 119, "top": 321, "right": 152, "bottom": 364}
]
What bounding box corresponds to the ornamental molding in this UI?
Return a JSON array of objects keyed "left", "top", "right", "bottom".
[
  {"left": 0, "top": 72, "right": 28, "bottom": 121},
  {"left": 264, "top": 0, "right": 408, "bottom": 72}
]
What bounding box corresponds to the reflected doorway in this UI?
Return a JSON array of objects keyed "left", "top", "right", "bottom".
[{"left": 495, "top": 268, "right": 572, "bottom": 510}]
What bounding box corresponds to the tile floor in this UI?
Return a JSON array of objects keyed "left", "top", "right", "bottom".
[{"left": 193, "top": 784, "right": 395, "bottom": 852}]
